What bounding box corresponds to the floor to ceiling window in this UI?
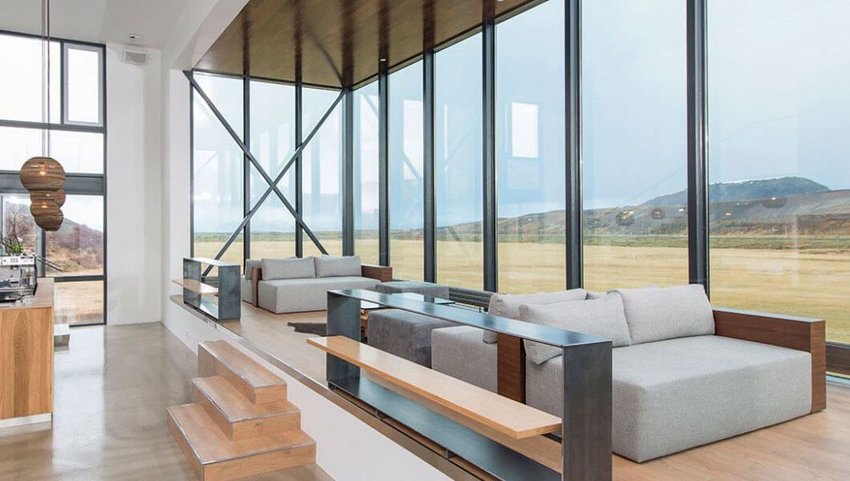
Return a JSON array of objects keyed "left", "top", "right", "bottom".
[
  {"left": 707, "top": 0, "right": 850, "bottom": 345},
  {"left": 249, "top": 79, "right": 296, "bottom": 259},
  {"left": 192, "top": 72, "right": 244, "bottom": 268},
  {"left": 353, "top": 82, "right": 380, "bottom": 264},
  {"left": 581, "top": 0, "right": 688, "bottom": 291},
  {"left": 496, "top": 0, "right": 566, "bottom": 294},
  {"left": 389, "top": 61, "right": 425, "bottom": 280},
  {"left": 302, "top": 87, "right": 343, "bottom": 256},
  {"left": 0, "top": 32, "right": 106, "bottom": 325},
  {"left": 435, "top": 34, "right": 484, "bottom": 289}
]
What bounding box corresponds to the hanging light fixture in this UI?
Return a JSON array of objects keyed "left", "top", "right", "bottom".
[{"left": 20, "top": 0, "right": 65, "bottom": 232}]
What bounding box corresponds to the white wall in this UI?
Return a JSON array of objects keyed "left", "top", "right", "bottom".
[{"left": 105, "top": 44, "right": 163, "bottom": 324}]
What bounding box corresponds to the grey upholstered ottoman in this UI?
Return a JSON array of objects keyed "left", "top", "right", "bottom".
[
  {"left": 366, "top": 309, "right": 456, "bottom": 367},
  {"left": 374, "top": 281, "right": 450, "bottom": 299}
]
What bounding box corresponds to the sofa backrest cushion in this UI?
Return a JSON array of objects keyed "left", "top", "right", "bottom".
[
  {"left": 244, "top": 259, "right": 263, "bottom": 280},
  {"left": 262, "top": 257, "right": 316, "bottom": 280},
  {"left": 484, "top": 289, "right": 587, "bottom": 344},
  {"left": 613, "top": 284, "right": 714, "bottom": 345},
  {"left": 315, "top": 255, "right": 362, "bottom": 278},
  {"left": 520, "top": 292, "right": 631, "bottom": 365}
]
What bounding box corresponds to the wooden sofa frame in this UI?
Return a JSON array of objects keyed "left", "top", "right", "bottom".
[
  {"left": 249, "top": 264, "right": 392, "bottom": 307},
  {"left": 497, "top": 308, "right": 826, "bottom": 413}
]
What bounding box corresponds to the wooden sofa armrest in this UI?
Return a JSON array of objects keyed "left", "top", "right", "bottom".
[
  {"left": 713, "top": 307, "right": 825, "bottom": 413},
  {"left": 251, "top": 267, "right": 263, "bottom": 307},
  {"left": 497, "top": 334, "right": 526, "bottom": 403},
  {"left": 362, "top": 264, "right": 393, "bottom": 282}
]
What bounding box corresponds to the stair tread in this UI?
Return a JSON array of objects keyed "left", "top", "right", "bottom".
[
  {"left": 194, "top": 376, "right": 299, "bottom": 422},
  {"left": 200, "top": 341, "right": 285, "bottom": 390},
  {"left": 168, "top": 403, "right": 314, "bottom": 465}
]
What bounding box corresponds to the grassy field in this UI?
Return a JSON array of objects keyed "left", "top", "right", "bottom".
[{"left": 195, "top": 237, "right": 850, "bottom": 344}]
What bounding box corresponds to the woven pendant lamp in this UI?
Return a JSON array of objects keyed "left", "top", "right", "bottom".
[
  {"left": 30, "top": 189, "right": 65, "bottom": 207},
  {"left": 20, "top": 156, "right": 65, "bottom": 192}
]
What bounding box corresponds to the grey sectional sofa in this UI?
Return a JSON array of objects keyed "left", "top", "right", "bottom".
[
  {"left": 430, "top": 284, "right": 825, "bottom": 462},
  {"left": 241, "top": 256, "right": 391, "bottom": 314}
]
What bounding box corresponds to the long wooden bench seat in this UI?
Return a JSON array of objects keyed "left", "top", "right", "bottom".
[{"left": 308, "top": 335, "right": 562, "bottom": 440}]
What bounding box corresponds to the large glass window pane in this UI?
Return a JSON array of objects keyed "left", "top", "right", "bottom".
[
  {"left": 436, "top": 35, "right": 483, "bottom": 289},
  {"left": 0, "top": 35, "right": 60, "bottom": 123},
  {"left": 192, "top": 75, "right": 244, "bottom": 263},
  {"left": 303, "top": 87, "right": 343, "bottom": 256},
  {"left": 354, "top": 83, "right": 380, "bottom": 264},
  {"left": 0, "top": 128, "right": 103, "bottom": 174},
  {"left": 496, "top": 0, "right": 566, "bottom": 294},
  {"left": 708, "top": 0, "right": 850, "bottom": 345},
  {"left": 54, "top": 280, "right": 104, "bottom": 326},
  {"left": 66, "top": 45, "right": 102, "bottom": 125},
  {"left": 581, "top": 0, "right": 688, "bottom": 291},
  {"left": 46, "top": 195, "right": 104, "bottom": 277},
  {"left": 249, "top": 80, "right": 296, "bottom": 259},
  {"left": 390, "top": 62, "right": 424, "bottom": 280},
  {"left": 1, "top": 194, "right": 39, "bottom": 255}
]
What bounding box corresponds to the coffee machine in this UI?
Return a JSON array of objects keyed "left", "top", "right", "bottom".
[{"left": 0, "top": 255, "right": 37, "bottom": 302}]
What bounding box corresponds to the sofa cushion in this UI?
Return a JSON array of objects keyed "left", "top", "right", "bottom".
[
  {"left": 526, "top": 335, "right": 811, "bottom": 462},
  {"left": 262, "top": 257, "right": 315, "bottom": 280},
  {"left": 257, "top": 276, "right": 379, "bottom": 313},
  {"left": 614, "top": 284, "right": 714, "bottom": 345},
  {"left": 367, "top": 310, "right": 456, "bottom": 367},
  {"left": 374, "top": 281, "right": 450, "bottom": 299},
  {"left": 520, "top": 292, "right": 630, "bottom": 365},
  {"left": 484, "top": 289, "right": 587, "bottom": 344},
  {"left": 315, "top": 255, "right": 362, "bottom": 278},
  {"left": 432, "top": 326, "right": 498, "bottom": 392},
  {"left": 244, "top": 259, "right": 262, "bottom": 280}
]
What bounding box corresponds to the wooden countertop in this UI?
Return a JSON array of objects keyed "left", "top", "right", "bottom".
[{"left": 0, "top": 278, "right": 54, "bottom": 311}]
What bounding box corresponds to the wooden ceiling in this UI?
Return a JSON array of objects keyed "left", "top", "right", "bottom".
[{"left": 194, "top": 0, "right": 544, "bottom": 89}]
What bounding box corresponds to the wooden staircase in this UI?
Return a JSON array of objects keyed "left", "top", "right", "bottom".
[{"left": 168, "top": 340, "right": 316, "bottom": 481}]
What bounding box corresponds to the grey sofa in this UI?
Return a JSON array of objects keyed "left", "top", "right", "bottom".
[
  {"left": 241, "top": 256, "right": 391, "bottom": 314},
  {"left": 430, "top": 285, "right": 824, "bottom": 463}
]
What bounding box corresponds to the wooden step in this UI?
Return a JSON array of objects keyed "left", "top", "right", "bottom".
[
  {"left": 193, "top": 376, "right": 301, "bottom": 441},
  {"left": 309, "top": 336, "right": 562, "bottom": 440},
  {"left": 198, "top": 341, "right": 287, "bottom": 405},
  {"left": 168, "top": 403, "right": 316, "bottom": 481}
]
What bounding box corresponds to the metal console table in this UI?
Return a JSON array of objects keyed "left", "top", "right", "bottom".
[{"left": 323, "top": 289, "right": 612, "bottom": 481}]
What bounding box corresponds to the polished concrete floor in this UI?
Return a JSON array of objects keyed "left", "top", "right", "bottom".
[{"left": 0, "top": 323, "right": 332, "bottom": 481}]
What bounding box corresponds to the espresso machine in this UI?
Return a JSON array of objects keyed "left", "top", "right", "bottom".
[{"left": 0, "top": 255, "right": 37, "bottom": 302}]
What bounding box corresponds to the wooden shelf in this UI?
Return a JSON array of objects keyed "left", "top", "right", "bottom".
[
  {"left": 308, "top": 336, "right": 561, "bottom": 440},
  {"left": 172, "top": 279, "right": 218, "bottom": 296}
]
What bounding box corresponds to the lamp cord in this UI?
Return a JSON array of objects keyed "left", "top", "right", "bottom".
[{"left": 41, "top": 0, "right": 52, "bottom": 157}]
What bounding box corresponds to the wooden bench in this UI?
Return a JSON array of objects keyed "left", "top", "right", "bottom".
[{"left": 308, "top": 335, "right": 562, "bottom": 440}]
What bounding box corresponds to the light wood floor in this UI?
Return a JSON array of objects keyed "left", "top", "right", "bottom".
[
  {"left": 0, "top": 323, "right": 333, "bottom": 481},
  {"left": 224, "top": 301, "right": 850, "bottom": 481}
]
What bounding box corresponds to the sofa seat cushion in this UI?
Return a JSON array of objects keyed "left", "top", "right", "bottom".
[
  {"left": 257, "top": 276, "right": 379, "bottom": 314},
  {"left": 431, "top": 326, "right": 498, "bottom": 392},
  {"left": 484, "top": 288, "right": 587, "bottom": 344},
  {"left": 520, "top": 292, "right": 630, "bottom": 365},
  {"left": 367, "top": 310, "right": 456, "bottom": 367},
  {"left": 614, "top": 284, "right": 714, "bottom": 345},
  {"left": 240, "top": 276, "right": 254, "bottom": 303},
  {"left": 526, "top": 335, "right": 811, "bottom": 462},
  {"left": 374, "top": 281, "right": 450, "bottom": 299}
]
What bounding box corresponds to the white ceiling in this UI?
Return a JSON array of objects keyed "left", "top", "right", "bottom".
[{"left": 0, "top": 0, "right": 189, "bottom": 48}]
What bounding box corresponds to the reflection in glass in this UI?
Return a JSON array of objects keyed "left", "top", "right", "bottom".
[
  {"left": 303, "top": 87, "right": 343, "bottom": 255},
  {"left": 496, "top": 0, "right": 566, "bottom": 293},
  {"left": 435, "top": 35, "right": 483, "bottom": 288},
  {"left": 707, "top": 0, "right": 850, "bottom": 345},
  {"left": 354, "top": 83, "right": 380, "bottom": 264},
  {"left": 581, "top": 0, "right": 688, "bottom": 291},
  {"left": 192, "top": 77, "right": 244, "bottom": 260},
  {"left": 390, "top": 62, "right": 424, "bottom": 280},
  {"left": 54, "top": 280, "right": 104, "bottom": 326},
  {"left": 249, "top": 80, "right": 296, "bottom": 258}
]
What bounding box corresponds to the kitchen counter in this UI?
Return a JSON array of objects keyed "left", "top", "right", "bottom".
[{"left": 0, "top": 278, "right": 54, "bottom": 428}]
